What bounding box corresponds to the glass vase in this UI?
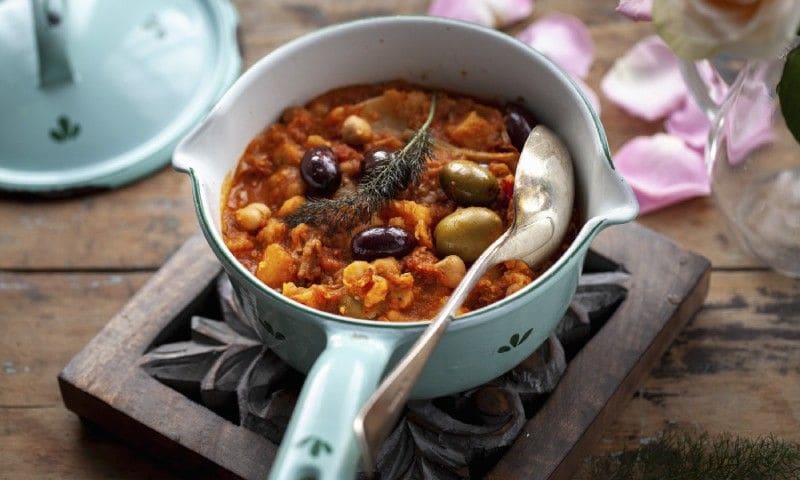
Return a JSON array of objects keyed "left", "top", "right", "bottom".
[{"left": 681, "top": 53, "right": 800, "bottom": 277}]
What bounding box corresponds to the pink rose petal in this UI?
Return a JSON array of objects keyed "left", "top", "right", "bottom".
[
  {"left": 615, "top": 0, "right": 652, "bottom": 21},
  {"left": 486, "top": 0, "right": 534, "bottom": 26},
  {"left": 601, "top": 36, "right": 686, "bottom": 121},
  {"left": 428, "top": 0, "right": 494, "bottom": 26},
  {"left": 427, "top": 0, "right": 533, "bottom": 28},
  {"left": 665, "top": 97, "right": 709, "bottom": 150},
  {"left": 614, "top": 134, "right": 710, "bottom": 214},
  {"left": 517, "top": 13, "right": 593, "bottom": 78}
]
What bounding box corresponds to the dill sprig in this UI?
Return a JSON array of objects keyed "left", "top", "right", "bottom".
[{"left": 286, "top": 94, "right": 437, "bottom": 232}]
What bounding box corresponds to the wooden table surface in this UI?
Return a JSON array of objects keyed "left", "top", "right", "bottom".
[{"left": 2, "top": 1, "right": 798, "bottom": 478}]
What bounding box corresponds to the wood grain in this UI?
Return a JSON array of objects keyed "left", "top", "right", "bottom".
[
  {"left": 0, "top": 169, "right": 195, "bottom": 270},
  {"left": 588, "top": 270, "right": 800, "bottom": 458},
  {"left": 57, "top": 234, "right": 283, "bottom": 480},
  {"left": 0, "top": 407, "right": 183, "bottom": 480},
  {"left": 0, "top": 271, "right": 149, "bottom": 406}
]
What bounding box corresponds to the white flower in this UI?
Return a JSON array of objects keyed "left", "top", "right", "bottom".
[{"left": 653, "top": 0, "right": 800, "bottom": 59}]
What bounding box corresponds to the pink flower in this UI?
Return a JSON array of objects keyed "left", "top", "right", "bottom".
[
  {"left": 428, "top": 0, "right": 533, "bottom": 28},
  {"left": 614, "top": 134, "right": 710, "bottom": 214},
  {"left": 664, "top": 98, "right": 709, "bottom": 150}
]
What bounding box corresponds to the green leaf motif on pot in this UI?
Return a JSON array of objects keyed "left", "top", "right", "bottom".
[
  {"left": 497, "top": 328, "right": 533, "bottom": 353},
  {"left": 298, "top": 436, "right": 333, "bottom": 457},
  {"left": 778, "top": 44, "right": 800, "bottom": 145},
  {"left": 49, "top": 115, "right": 80, "bottom": 142}
]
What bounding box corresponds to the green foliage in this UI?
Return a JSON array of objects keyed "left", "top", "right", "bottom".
[
  {"left": 497, "top": 328, "right": 533, "bottom": 353},
  {"left": 585, "top": 432, "right": 800, "bottom": 480},
  {"left": 778, "top": 44, "right": 800, "bottom": 145},
  {"left": 49, "top": 115, "right": 80, "bottom": 142},
  {"left": 297, "top": 435, "right": 333, "bottom": 458},
  {"left": 286, "top": 95, "right": 437, "bottom": 232}
]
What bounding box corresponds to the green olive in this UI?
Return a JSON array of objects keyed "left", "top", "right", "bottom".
[
  {"left": 439, "top": 160, "right": 499, "bottom": 206},
  {"left": 434, "top": 207, "right": 504, "bottom": 262}
]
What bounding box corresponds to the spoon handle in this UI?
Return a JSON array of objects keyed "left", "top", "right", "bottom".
[{"left": 353, "top": 232, "right": 508, "bottom": 472}]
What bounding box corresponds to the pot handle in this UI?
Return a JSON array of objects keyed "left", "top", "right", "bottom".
[
  {"left": 268, "top": 332, "right": 394, "bottom": 480},
  {"left": 31, "top": 0, "right": 74, "bottom": 88}
]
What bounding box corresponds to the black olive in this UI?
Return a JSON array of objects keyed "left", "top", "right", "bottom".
[
  {"left": 505, "top": 103, "right": 536, "bottom": 151},
  {"left": 351, "top": 226, "right": 416, "bottom": 261},
  {"left": 362, "top": 148, "right": 394, "bottom": 177},
  {"left": 300, "top": 146, "right": 341, "bottom": 196}
]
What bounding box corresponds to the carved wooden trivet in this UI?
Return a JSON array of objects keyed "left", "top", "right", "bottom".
[
  {"left": 59, "top": 223, "right": 711, "bottom": 480},
  {"left": 139, "top": 265, "right": 626, "bottom": 479}
]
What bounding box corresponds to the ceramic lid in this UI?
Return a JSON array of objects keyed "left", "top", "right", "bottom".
[{"left": 0, "top": 0, "right": 240, "bottom": 192}]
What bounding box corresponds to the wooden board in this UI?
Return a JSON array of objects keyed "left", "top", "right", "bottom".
[{"left": 58, "top": 222, "right": 710, "bottom": 479}]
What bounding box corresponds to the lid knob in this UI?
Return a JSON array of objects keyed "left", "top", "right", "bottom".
[{"left": 31, "top": 0, "right": 74, "bottom": 88}]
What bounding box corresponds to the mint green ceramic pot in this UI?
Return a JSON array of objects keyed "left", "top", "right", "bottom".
[{"left": 174, "top": 16, "right": 638, "bottom": 480}]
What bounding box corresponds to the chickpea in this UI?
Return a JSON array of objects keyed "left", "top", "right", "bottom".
[
  {"left": 277, "top": 195, "right": 305, "bottom": 216},
  {"left": 235, "top": 202, "right": 271, "bottom": 231},
  {"left": 435, "top": 255, "right": 466, "bottom": 288},
  {"left": 306, "top": 134, "right": 331, "bottom": 148},
  {"left": 341, "top": 115, "right": 372, "bottom": 145}
]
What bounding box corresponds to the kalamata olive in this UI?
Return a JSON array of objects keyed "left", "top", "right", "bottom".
[
  {"left": 505, "top": 103, "right": 536, "bottom": 151},
  {"left": 362, "top": 148, "right": 394, "bottom": 177},
  {"left": 439, "top": 160, "right": 499, "bottom": 206},
  {"left": 434, "top": 207, "right": 504, "bottom": 262},
  {"left": 300, "top": 146, "right": 341, "bottom": 196},
  {"left": 352, "top": 226, "right": 416, "bottom": 261}
]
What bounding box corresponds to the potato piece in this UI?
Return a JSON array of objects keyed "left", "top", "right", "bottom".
[
  {"left": 446, "top": 110, "right": 501, "bottom": 150},
  {"left": 256, "top": 244, "right": 297, "bottom": 288},
  {"left": 362, "top": 274, "right": 388, "bottom": 308},
  {"left": 343, "top": 261, "right": 373, "bottom": 292}
]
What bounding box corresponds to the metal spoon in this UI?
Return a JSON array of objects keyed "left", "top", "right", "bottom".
[{"left": 353, "top": 125, "right": 575, "bottom": 473}]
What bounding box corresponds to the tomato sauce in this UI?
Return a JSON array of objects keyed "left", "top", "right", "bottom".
[{"left": 222, "top": 83, "right": 576, "bottom": 321}]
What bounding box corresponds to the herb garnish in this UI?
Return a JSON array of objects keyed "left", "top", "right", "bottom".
[{"left": 286, "top": 94, "right": 437, "bottom": 232}]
